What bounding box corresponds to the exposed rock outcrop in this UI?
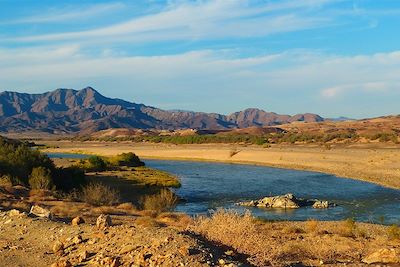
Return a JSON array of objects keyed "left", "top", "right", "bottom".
[
  {"left": 362, "top": 248, "right": 400, "bottom": 264},
  {"left": 237, "top": 193, "right": 335, "bottom": 209}
]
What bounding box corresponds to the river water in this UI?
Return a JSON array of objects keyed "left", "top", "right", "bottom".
[{"left": 47, "top": 153, "right": 400, "bottom": 224}]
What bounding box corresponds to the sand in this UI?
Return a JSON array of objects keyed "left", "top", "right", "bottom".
[{"left": 42, "top": 141, "right": 400, "bottom": 189}]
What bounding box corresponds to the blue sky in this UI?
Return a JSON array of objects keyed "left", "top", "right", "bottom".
[{"left": 1, "top": 0, "right": 399, "bottom": 118}]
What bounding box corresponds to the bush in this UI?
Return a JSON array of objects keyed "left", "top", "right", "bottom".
[
  {"left": 142, "top": 189, "right": 178, "bottom": 213},
  {"left": 53, "top": 167, "right": 86, "bottom": 192},
  {"left": 82, "top": 182, "right": 120, "bottom": 206},
  {"left": 87, "top": 156, "right": 107, "bottom": 171},
  {"left": 110, "top": 152, "right": 145, "bottom": 167},
  {"left": 0, "top": 174, "right": 13, "bottom": 187},
  {"left": 28, "top": 167, "right": 54, "bottom": 190},
  {"left": 0, "top": 136, "right": 55, "bottom": 185}
]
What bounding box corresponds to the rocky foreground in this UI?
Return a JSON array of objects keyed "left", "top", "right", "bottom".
[{"left": 0, "top": 208, "right": 245, "bottom": 267}]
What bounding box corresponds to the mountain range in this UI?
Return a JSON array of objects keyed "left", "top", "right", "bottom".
[{"left": 0, "top": 87, "right": 324, "bottom": 134}]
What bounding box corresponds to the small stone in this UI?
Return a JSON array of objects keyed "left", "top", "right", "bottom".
[
  {"left": 71, "top": 216, "right": 85, "bottom": 226},
  {"left": 72, "top": 235, "right": 83, "bottom": 245},
  {"left": 29, "top": 205, "right": 52, "bottom": 219},
  {"left": 164, "top": 236, "right": 173, "bottom": 243},
  {"left": 218, "top": 258, "right": 226, "bottom": 265},
  {"left": 96, "top": 214, "right": 112, "bottom": 230},
  {"left": 78, "top": 250, "right": 88, "bottom": 262},
  {"left": 4, "top": 219, "right": 12, "bottom": 224},
  {"left": 8, "top": 209, "right": 21, "bottom": 216},
  {"left": 50, "top": 259, "right": 72, "bottom": 267},
  {"left": 224, "top": 250, "right": 234, "bottom": 256},
  {"left": 88, "top": 238, "right": 99, "bottom": 245},
  {"left": 100, "top": 257, "right": 120, "bottom": 267},
  {"left": 52, "top": 240, "right": 64, "bottom": 253},
  {"left": 120, "top": 244, "right": 137, "bottom": 254}
]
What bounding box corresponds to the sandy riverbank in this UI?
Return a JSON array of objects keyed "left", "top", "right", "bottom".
[{"left": 42, "top": 141, "right": 400, "bottom": 190}]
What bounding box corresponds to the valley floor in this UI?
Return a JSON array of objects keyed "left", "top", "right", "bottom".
[{"left": 42, "top": 142, "right": 400, "bottom": 189}]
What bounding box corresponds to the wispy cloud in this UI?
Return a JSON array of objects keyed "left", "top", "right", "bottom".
[
  {"left": 3, "top": 0, "right": 335, "bottom": 43},
  {"left": 0, "top": 2, "right": 125, "bottom": 25},
  {"left": 321, "top": 81, "right": 400, "bottom": 98}
]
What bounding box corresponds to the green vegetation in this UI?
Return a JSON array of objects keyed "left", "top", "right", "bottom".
[
  {"left": 0, "top": 136, "right": 178, "bottom": 211},
  {"left": 73, "top": 130, "right": 399, "bottom": 145},
  {"left": 76, "top": 153, "right": 145, "bottom": 172},
  {"left": 28, "top": 166, "right": 54, "bottom": 190},
  {"left": 119, "top": 166, "right": 181, "bottom": 188},
  {"left": 0, "top": 136, "right": 85, "bottom": 191}
]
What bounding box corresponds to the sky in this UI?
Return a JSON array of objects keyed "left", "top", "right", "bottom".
[{"left": 0, "top": 0, "right": 400, "bottom": 118}]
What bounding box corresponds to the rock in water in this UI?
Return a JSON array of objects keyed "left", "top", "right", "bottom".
[
  {"left": 362, "top": 248, "right": 400, "bottom": 264},
  {"left": 237, "top": 193, "right": 335, "bottom": 209},
  {"left": 96, "top": 214, "right": 112, "bottom": 229},
  {"left": 312, "top": 200, "right": 329, "bottom": 209},
  {"left": 29, "top": 205, "right": 52, "bottom": 219}
]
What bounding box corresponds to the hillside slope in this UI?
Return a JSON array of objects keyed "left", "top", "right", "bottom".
[{"left": 0, "top": 87, "right": 324, "bottom": 133}]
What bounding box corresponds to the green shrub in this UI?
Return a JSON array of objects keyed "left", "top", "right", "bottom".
[
  {"left": 110, "top": 152, "right": 145, "bottom": 167},
  {"left": 28, "top": 167, "right": 54, "bottom": 190},
  {"left": 0, "top": 136, "right": 55, "bottom": 185},
  {"left": 87, "top": 156, "right": 107, "bottom": 171},
  {"left": 82, "top": 182, "right": 120, "bottom": 206}
]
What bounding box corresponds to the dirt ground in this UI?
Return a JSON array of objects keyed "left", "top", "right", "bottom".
[{"left": 42, "top": 141, "right": 400, "bottom": 189}]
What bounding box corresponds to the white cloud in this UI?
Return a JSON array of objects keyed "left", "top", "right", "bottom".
[
  {"left": 3, "top": 0, "right": 335, "bottom": 43},
  {"left": 0, "top": 3, "right": 125, "bottom": 25}
]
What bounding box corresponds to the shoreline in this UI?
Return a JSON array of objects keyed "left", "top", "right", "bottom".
[{"left": 41, "top": 141, "right": 400, "bottom": 190}]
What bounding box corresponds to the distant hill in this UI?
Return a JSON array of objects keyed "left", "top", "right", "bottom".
[{"left": 0, "top": 87, "right": 324, "bottom": 134}]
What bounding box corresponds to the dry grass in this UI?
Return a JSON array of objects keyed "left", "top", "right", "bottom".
[
  {"left": 190, "top": 209, "right": 398, "bottom": 266},
  {"left": 305, "top": 218, "right": 319, "bottom": 233},
  {"left": 337, "top": 218, "right": 357, "bottom": 237},
  {"left": 141, "top": 189, "right": 178, "bottom": 213},
  {"left": 0, "top": 175, "right": 13, "bottom": 187},
  {"left": 157, "top": 212, "right": 193, "bottom": 229},
  {"left": 82, "top": 182, "right": 120, "bottom": 206},
  {"left": 116, "top": 202, "right": 137, "bottom": 211},
  {"left": 135, "top": 216, "right": 162, "bottom": 228},
  {"left": 388, "top": 224, "right": 400, "bottom": 240}
]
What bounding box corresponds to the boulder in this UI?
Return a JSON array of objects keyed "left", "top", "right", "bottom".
[
  {"left": 312, "top": 201, "right": 329, "bottom": 209},
  {"left": 96, "top": 214, "right": 112, "bottom": 229},
  {"left": 237, "top": 193, "right": 334, "bottom": 209},
  {"left": 29, "top": 205, "right": 52, "bottom": 219},
  {"left": 362, "top": 248, "right": 400, "bottom": 264}
]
